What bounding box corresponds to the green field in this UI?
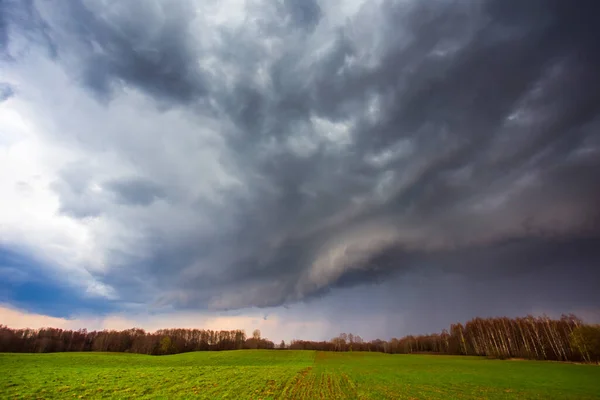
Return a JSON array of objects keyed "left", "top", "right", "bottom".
[{"left": 1, "top": 351, "right": 599, "bottom": 399}]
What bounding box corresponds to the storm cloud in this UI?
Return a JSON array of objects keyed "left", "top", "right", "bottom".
[{"left": 2, "top": 0, "right": 599, "bottom": 321}]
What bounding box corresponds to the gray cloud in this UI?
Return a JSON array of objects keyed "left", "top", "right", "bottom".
[
  {"left": 283, "top": 0, "right": 322, "bottom": 31},
  {"left": 1, "top": 0, "right": 56, "bottom": 59},
  {"left": 0, "top": 0, "right": 7, "bottom": 52},
  {"left": 50, "top": 163, "right": 105, "bottom": 219},
  {"left": 3, "top": 0, "right": 600, "bottom": 314},
  {"left": 105, "top": 177, "right": 165, "bottom": 206},
  {"left": 0, "top": 83, "right": 13, "bottom": 102}
]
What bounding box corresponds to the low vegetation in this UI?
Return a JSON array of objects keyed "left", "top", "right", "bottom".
[{"left": 1, "top": 351, "right": 599, "bottom": 399}]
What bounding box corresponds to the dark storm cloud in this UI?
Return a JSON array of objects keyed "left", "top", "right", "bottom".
[
  {"left": 5, "top": 0, "right": 600, "bottom": 311},
  {"left": 4, "top": 0, "right": 208, "bottom": 102},
  {"left": 65, "top": 1, "right": 208, "bottom": 103}
]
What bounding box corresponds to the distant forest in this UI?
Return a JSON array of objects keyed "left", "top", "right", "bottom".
[{"left": 1, "top": 315, "right": 599, "bottom": 363}]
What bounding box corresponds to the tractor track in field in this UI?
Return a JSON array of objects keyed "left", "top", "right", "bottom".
[{"left": 281, "top": 352, "right": 360, "bottom": 399}]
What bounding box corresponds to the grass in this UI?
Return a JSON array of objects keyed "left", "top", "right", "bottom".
[{"left": 1, "top": 351, "right": 599, "bottom": 399}]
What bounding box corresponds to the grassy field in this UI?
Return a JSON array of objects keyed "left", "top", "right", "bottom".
[{"left": 1, "top": 351, "right": 599, "bottom": 399}]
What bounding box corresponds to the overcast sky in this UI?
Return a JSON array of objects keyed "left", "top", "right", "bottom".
[{"left": 1, "top": 0, "right": 599, "bottom": 342}]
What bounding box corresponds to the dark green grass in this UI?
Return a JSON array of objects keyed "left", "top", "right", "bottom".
[{"left": 1, "top": 351, "right": 598, "bottom": 399}]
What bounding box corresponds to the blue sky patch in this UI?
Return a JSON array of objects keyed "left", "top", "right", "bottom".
[{"left": 0, "top": 247, "right": 115, "bottom": 318}]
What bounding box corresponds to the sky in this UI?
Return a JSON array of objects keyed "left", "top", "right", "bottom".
[{"left": 1, "top": 0, "right": 600, "bottom": 342}]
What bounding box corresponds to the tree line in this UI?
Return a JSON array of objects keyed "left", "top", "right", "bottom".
[
  {"left": 0, "top": 326, "right": 273, "bottom": 355},
  {"left": 290, "top": 314, "right": 600, "bottom": 363},
  {"left": 1, "top": 314, "right": 599, "bottom": 362}
]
